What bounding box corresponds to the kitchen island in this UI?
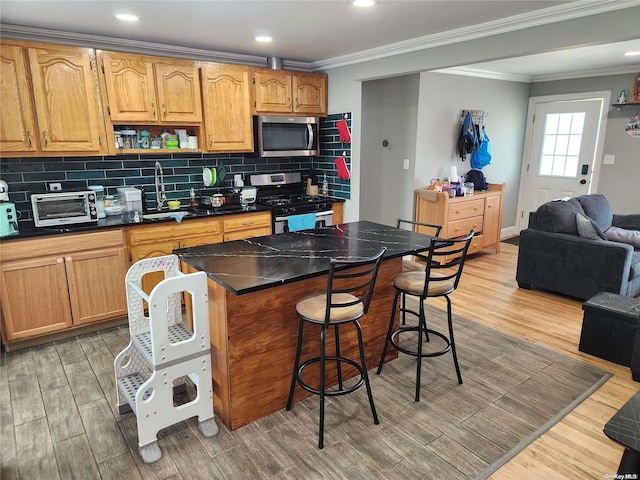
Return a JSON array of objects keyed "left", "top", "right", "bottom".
[{"left": 176, "top": 221, "right": 435, "bottom": 429}]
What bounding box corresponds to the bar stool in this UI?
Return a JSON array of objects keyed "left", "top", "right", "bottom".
[
  {"left": 286, "top": 247, "right": 387, "bottom": 449},
  {"left": 396, "top": 218, "right": 442, "bottom": 273},
  {"left": 377, "top": 230, "right": 474, "bottom": 401}
]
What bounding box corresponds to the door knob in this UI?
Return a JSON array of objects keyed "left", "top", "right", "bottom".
[{"left": 580, "top": 179, "right": 587, "bottom": 185}]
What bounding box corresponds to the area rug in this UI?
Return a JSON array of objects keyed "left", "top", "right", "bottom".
[{"left": 366, "top": 302, "right": 612, "bottom": 479}]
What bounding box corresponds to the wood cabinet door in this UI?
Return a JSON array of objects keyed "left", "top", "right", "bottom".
[
  {"left": 0, "top": 255, "right": 72, "bottom": 341},
  {"left": 100, "top": 51, "right": 158, "bottom": 122},
  {"left": 27, "top": 45, "right": 105, "bottom": 153},
  {"left": 65, "top": 247, "right": 128, "bottom": 326},
  {"left": 223, "top": 226, "right": 272, "bottom": 242},
  {"left": 129, "top": 240, "right": 179, "bottom": 295},
  {"left": 179, "top": 233, "right": 224, "bottom": 249},
  {"left": 253, "top": 69, "right": 292, "bottom": 113},
  {"left": 0, "top": 44, "right": 38, "bottom": 152},
  {"left": 482, "top": 195, "right": 502, "bottom": 248},
  {"left": 293, "top": 74, "right": 327, "bottom": 115},
  {"left": 201, "top": 63, "right": 253, "bottom": 151},
  {"left": 155, "top": 63, "right": 202, "bottom": 122}
]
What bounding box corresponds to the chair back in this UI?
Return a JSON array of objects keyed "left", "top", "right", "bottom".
[
  {"left": 324, "top": 247, "right": 387, "bottom": 324},
  {"left": 396, "top": 218, "right": 442, "bottom": 237},
  {"left": 413, "top": 230, "right": 474, "bottom": 297}
]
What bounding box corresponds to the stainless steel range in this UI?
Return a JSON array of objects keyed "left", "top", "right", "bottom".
[{"left": 249, "top": 172, "right": 333, "bottom": 233}]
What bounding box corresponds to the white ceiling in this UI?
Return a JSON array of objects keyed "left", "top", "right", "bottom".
[{"left": 1, "top": 0, "right": 639, "bottom": 80}]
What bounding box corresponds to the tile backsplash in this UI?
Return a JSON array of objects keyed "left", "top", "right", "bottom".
[{"left": 1, "top": 113, "right": 351, "bottom": 225}]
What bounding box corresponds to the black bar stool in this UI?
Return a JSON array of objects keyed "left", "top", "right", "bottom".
[
  {"left": 377, "top": 230, "right": 474, "bottom": 401},
  {"left": 396, "top": 218, "right": 442, "bottom": 277},
  {"left": 286, "top": 247, "right": 386, "bottom": 449}
]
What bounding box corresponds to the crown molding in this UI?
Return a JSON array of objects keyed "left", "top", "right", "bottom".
[
  {"left": 433, "top": 67, "right": 533, "bottom": 83},
  {"left": 311, "top": 0, "right": 636, "bottom": 70},
  {"left": 532, "top": 64, "right": 640, "bottom": 82},
  {"left": 432, "top": 63, "right": 640, "bottom": 84},
  {"left": 0, "top": 24, "right": 313, "bottom": 71}
]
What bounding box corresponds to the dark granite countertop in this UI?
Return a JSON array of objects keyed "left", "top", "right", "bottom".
[
  {"left": 176, "top": 221, "right": 434, "bottom": 295},
  {"left": 2, "top": 204, "right": 273, "bottom": 241}
]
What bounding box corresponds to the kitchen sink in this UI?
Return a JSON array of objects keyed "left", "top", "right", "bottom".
[{"left": 142, "top": 210, "right": 197, "bottom": 220}]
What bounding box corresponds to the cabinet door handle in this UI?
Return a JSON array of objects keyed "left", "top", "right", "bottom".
[
  {"left": 162, "top": 104, "right": 166, "bottom": 119},
  {"left": 65, "top": 256, "right": 72, "bottom": 262},
  {"left": 27, "top": 131, "right": 32, "bottom": 147},
  {"left": 57, "top": 257, "right": 64, "bottom": 264},
  {"left": 152, "top": 103, "right": 157, "bottom": 119},
  {"left": 209, "top": 135, "right": 213, "bottom": 148},
  {"left": 42, "top": 131, "right": 48, "bottom": 147},
  {"left": 242, "top": 221, "right": 254, "bottom": 226}
]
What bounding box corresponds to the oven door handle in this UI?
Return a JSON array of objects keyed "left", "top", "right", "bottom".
[{"left": 275, "top": 210, "right": 333, "bottom": 223}]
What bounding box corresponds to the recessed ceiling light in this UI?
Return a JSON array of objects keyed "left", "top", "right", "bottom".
[
  {"left": 352, "top": 0, "right": 376, "bottom": 7},
  {"left": 115, "top": 14, "right": 139, "bottom": 22},
  {"left": 624, "top": 51, "right": 640, "bottom": 57},
  {"left": 255, "top": 36, "right": 273, "bottom": 43}
]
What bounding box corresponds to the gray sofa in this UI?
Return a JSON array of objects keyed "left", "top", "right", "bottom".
[{"left": 516, "top": 194, "right": 640, "bottom": 300}]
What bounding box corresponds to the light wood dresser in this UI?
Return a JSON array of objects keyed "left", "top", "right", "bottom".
[{"left": 415, "top": 183, "right": 505, "bottom": 258}]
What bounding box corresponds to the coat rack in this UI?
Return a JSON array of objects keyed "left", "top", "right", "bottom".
[{"left": 461, "top": 110, "right": 488, "bottom": 125}]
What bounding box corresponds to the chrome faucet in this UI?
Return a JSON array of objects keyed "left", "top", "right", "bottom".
[{"left": 154, "top": 161, "right": 167, "bottom": 210}]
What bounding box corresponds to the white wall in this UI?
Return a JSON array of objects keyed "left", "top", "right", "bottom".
[
  {"left": 360, "top": 75, "right": 419, "bottom": 226},
  {"left": 416, "top": 73, "right": 530, "bottom": 229}
]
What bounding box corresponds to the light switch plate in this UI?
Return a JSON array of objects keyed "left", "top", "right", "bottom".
[
  {"left": 403, "top": 159, "right": 410, "bottom": 170},
  {"left": 603, "top": 154, "right": 615, "bottom": 165}
]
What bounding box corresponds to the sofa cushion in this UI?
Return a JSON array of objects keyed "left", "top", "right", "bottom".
[
  {"left": 535, "top": 198, "right": 585, "bottom": 235},
  {"left": 576, "top": 213, "right": 606, "bottom": 240},
  {"left": 577, "top": 194, "right": 613, "bottom": 232},
  {"left": 605, "top": 226, "right": 640, "bottom": 249}
]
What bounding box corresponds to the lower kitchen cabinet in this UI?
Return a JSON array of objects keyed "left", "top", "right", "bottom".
[
  {"left": 127, "top": 217, "right": 224, "bottom": 293},
  {"left": 0, "top": 229, "right": 128, "bottom": 347}
]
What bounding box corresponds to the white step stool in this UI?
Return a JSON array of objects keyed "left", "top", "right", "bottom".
[{"left": 114, "top": 255, "right": 218, "bottom": 463}]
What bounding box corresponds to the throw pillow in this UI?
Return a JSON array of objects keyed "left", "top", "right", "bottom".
[
  {"left": 576, "top": 213, "right": 606, "bottom": 240},
  {"left": 604, "top": 226, "right": 640, "bottom": 249}
]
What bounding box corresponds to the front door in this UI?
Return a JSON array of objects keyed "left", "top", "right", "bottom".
[{"left": 517, "top": 92, "right": 609, "bottom": 230}]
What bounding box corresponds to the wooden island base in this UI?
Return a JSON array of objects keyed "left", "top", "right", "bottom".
[{"left": 186, "top": 257, "right": 401, "bottom": 430}]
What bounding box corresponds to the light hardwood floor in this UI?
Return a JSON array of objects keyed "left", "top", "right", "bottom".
[{"left": 0, "top": 242, "right": 634, "bottom": 478}]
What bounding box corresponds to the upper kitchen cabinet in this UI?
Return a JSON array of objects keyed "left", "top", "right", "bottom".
[
  {"left": 201, "top": 63, "right": 253, "bottom": 152},
  {"left": 252, "top": 68, "right": 327, "bottom": 116},
  {"left": 0, "top": 41, "right": 108, "bottom": 156},
  {"left": 0, "top": 44, "right": 38, "bottom": 153},
  {"left": 98, "top": 51, "right": 202, "bottom": 123}
]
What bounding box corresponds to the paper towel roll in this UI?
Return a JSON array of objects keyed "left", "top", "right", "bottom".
[{"left": 450, "top": 166, "right": 458, "bottom": 183}]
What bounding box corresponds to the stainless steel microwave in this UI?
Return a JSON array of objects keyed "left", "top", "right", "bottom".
[
  {"left": 31, "top": 191, "right": 98, "bottom": 227},
  {"left": 256, "top": 115, "right": 320, "bottom": 157}
]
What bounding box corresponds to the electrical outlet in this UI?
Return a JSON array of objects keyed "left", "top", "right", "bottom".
[
  {"left": 49, "top": 182, "right": 62, "bottom": 191},
  {"left": 403, "top": 159, "right": 410, "bottom": 170},
  {"left": 603, "top": 154, "right": 615, "bottom": 165}
]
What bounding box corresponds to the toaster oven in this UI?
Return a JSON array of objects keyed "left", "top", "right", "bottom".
[{"left": 31, "top": 191, "right": 98, "bottom": 227}]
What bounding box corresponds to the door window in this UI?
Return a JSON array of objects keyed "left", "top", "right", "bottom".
[{"left": 539, "top": 112, "right": 585, "bottom": 177}]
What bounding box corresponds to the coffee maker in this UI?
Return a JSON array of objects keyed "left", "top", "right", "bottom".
[{"left": 0, "top": 180, "right": 19, "bottom": 237}]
